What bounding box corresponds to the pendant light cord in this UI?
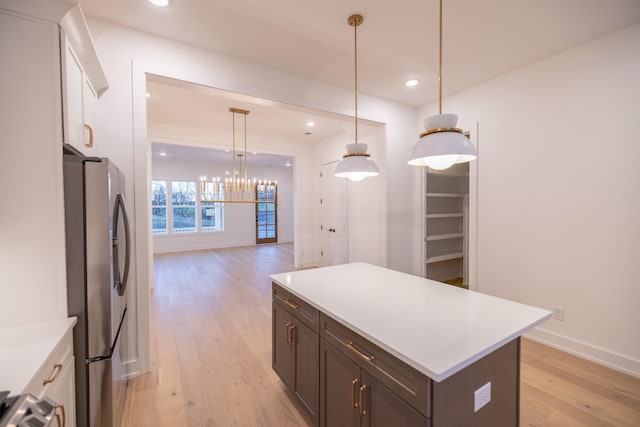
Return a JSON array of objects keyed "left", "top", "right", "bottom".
[
  {"left": 354, "top": 19, "right": 359, "bottom": 144},
  {"left": 438, "top": 0, "right": 443, "bottom": 115}
]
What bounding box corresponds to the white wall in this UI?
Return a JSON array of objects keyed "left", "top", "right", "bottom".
[
  {"left": 151, "top": 158, "right": 294, "bottom": 253},
  {"left": 0, "top": 12, "right": 67, "bottom": 328},
  {"left": 418, "top": 23, "right": 640, "bottom": 376},
  {"left": 313, "top": 131, "right": 387, "bottom": 266},
  {"left": 87, "top": 19, "right": 418, "bottom": 376}
]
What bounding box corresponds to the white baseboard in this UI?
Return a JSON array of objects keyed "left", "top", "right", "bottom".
[
  {"left": 296, "top": 258, "right": 318, "bottom": 269},
  {"left": 525, "top": 327, "right": 640, "bottom": 379},
  {"left": 153, "top": 240, "right": 256, "bottom": 254},
  {"left": 122, "top": 359, "right": 142, "bottom": 379}
]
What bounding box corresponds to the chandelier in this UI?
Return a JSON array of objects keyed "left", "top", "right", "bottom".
[{"left": 200, "top": 107, "right": 277, "bottom": 203}]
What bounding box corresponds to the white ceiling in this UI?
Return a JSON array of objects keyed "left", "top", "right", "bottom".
[
  {"left": 81, "top": 0, "right": 640, "bottom": 163},
  {"left": 146, "top": 75, "right": 382, "bottom": 164},
  {"left": 152, "top": 141, "right": 294, "bottom": 169},
  {"left": 81, "top": 0, "right": 640, "bottom": 107}
]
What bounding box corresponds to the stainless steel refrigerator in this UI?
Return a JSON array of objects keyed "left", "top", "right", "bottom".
[{"left": 63, "top": 155, "right": 131, "bottom": 427}]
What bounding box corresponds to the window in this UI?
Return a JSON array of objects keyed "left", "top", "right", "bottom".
[
  {"left": 151, "top": 180, "right": 167, "bottom": 234},
  {"left": 256, "top": 183, "right": 277, "bottom": 244},
  {"left": 151, "top": 179, "right": 224, "bottom": 234},
  {"left": 200, "top": 181, "right": 224, "bottom": 232},
  {"left": 172, "top": 181, "right": 196, "bottom": 233},
  {"left": 200, "top": 202, "right": 223, "bottom": 231}
]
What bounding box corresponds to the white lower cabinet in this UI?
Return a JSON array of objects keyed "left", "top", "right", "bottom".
[
  {"left": 46, "top": 355, "right": 76, "bottom": 427},
  {"left": 23, "top": 328, "right": 76, "bottom": 427}
]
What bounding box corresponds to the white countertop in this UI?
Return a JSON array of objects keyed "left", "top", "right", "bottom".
[
  {"left": 270, "top": 263, "right": 551, "bottom": 382},
  {"left": 0, "top": 317, "right": 77, "bottom": 393}
]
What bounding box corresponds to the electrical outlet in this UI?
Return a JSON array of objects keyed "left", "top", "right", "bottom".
[
  {"left": 553, "top": 306, "right": 565, "bottom": 321},
  {"left": 474, "top": 382, "right": 491, "bottom": 412}
]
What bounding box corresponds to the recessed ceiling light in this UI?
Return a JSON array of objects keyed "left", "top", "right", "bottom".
[
  {"left": 306, "top": 121, "right": 315, "bottom": 127},
  {"left": 252, "top": 152, "right": 258, "bottom": 155},
  {"left": 147, "top": 0, "right": 169, "bottom": 6},
  {"left": 146, "top": 92, "right": 151, "bottom": 98},
  {"left": 285, "top": 162, "right": 291, "bottom": 167},
  {"left": 159, "top": 152, "right": 166, "bottom": 156},
  {"left": 224, "top": 149, "right": 230, "bottom": 153},
  {"left": 405, "top": 79, "right": 420, "bottom": 87}
]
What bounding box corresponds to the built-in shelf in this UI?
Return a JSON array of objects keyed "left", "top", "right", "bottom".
[
  {"left": 426, "top": 213, "right": 463, "bottom": 219},
  {"left": 427, "top": 172, "right": 469, "bottom": 178},
  {"left": 426, "top": 193, "right": 465, "bottom": 198},
  {"left": 426, "top": 233, "right": 464, "bottom": 242},
  {"left": 425, "top": 161, "right": 469, "bottom": 283},
  {"left": 426, "top": 252, "right": 465, "bottom": 264}
]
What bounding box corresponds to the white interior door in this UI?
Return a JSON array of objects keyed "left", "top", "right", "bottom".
[{"left": 319, "top": 164, "right": 347, "bottom": 267}]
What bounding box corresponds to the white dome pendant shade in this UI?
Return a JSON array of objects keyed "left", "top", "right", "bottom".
[
  {"left": 408, "top": 0, "right": 477, "bottom": 170},
  {"left": 335, "top": 143, "right": 380, "bottom": 181},
  {"left": 408, "top": 113, "right": 477, "bottom": 170},
  {"left": 334, "top": 14, "right": 380, "bottom": 182}
]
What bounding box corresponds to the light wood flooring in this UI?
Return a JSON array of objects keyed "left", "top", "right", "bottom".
[{"left": 121, "top": 244, "right": 640, "bottom": 426}]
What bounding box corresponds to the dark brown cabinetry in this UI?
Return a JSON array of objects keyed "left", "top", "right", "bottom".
[
  {"left": 321, "top": 340, "right": 429, "bottom": 426},
  {"left": 272, "top": 282, "right": 520, "bottom": 427},
  {"left": 320, "top": 314, "right": 430, "bottom": 426},
  {"left": 272, "top": 286, "right": 320, "bottom": 424}
]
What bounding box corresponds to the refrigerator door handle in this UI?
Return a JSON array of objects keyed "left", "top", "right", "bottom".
[{"left": 113, "top": 193, "right": 131, "bottom": 297}]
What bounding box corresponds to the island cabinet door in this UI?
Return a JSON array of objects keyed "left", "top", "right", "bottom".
[
  {"left": 320, "top": 340, "right": 361, "bottom": 427},
  {"left": 360, "top": 371, "right": 429, "bottom": 427},
  {"left": 273, "top": 300, "right": 320, "bottom": 424},
  {"left": 292, "top": 317, "right": 320, "bottom": 423},
  {"left": 321, "top": 341, "right": 430, "bottom": 427},
  {"left": 273, "top": 302, "right": 294, "bottom": 386}
]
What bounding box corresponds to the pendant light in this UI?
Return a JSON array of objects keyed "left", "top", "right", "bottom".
[
  {"left": 408, "top": 0, "right": 477, "bottom": 170},
  {"left": 334, "top": 14, "right": 380, "bottom": 182}
]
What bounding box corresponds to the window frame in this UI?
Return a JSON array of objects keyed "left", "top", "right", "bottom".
[
  {"left": 151, "top": 178, "right": 225, "bottom": 235},
  {"left": 151, "top": 179, "right": 168, "bottom": 235},
  {"left": 200, "top": 181, "right": 224, "bottom": 232}
]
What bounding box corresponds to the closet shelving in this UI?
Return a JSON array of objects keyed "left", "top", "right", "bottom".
[{"left": 424, "top": 163, "right": 469, "bottom": 286}]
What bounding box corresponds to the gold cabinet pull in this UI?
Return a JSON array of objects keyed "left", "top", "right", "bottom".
[
  {"left": 351, "top": 379, "right": 359, "bottom": 408},
  {"left": 84, "top": 124, "right": 94, "bottom": 147},
  {"left": 285, "top": 322, "right": 292, "bottom": 345},
  {"left": 43, "top": 363, "right": 62, "bottom": 386},
  {"left": 284, "top": 299, "right": 299, "bottom": 310},
  {"left": 287, "top": 324, "right": 296, "bottom": 347},
  {"left": 347, "top": 342, "right": 375, "bottom": 363},
  {"left": 358, "top": 385, "right": 368, "bottom": 416},
  {"left": 55, "top": 404, "right": 66, "bottom": 427}
]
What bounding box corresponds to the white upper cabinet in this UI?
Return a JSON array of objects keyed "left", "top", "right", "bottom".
[
  {"left": 0, "top": 0, "right": 108, "bottom": 157},
  {"left": 62, "top": 37, "right": 100, "bottom": 155}
]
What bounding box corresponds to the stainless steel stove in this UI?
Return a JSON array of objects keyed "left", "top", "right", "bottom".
[{"left": 0, "top": 391, "right": 57, "bottom": 427}]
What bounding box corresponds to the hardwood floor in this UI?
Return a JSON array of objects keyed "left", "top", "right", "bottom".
[
  {"left": 121, "top": 244, "right": 640, "bottom": 426},
  {"left": 520, "top": 339, "right": 640, "bottom": 426}
]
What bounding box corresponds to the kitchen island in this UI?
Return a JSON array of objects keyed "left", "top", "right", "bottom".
[{"left": 270, "top": 263, "right": 551, "bottom": 426}]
